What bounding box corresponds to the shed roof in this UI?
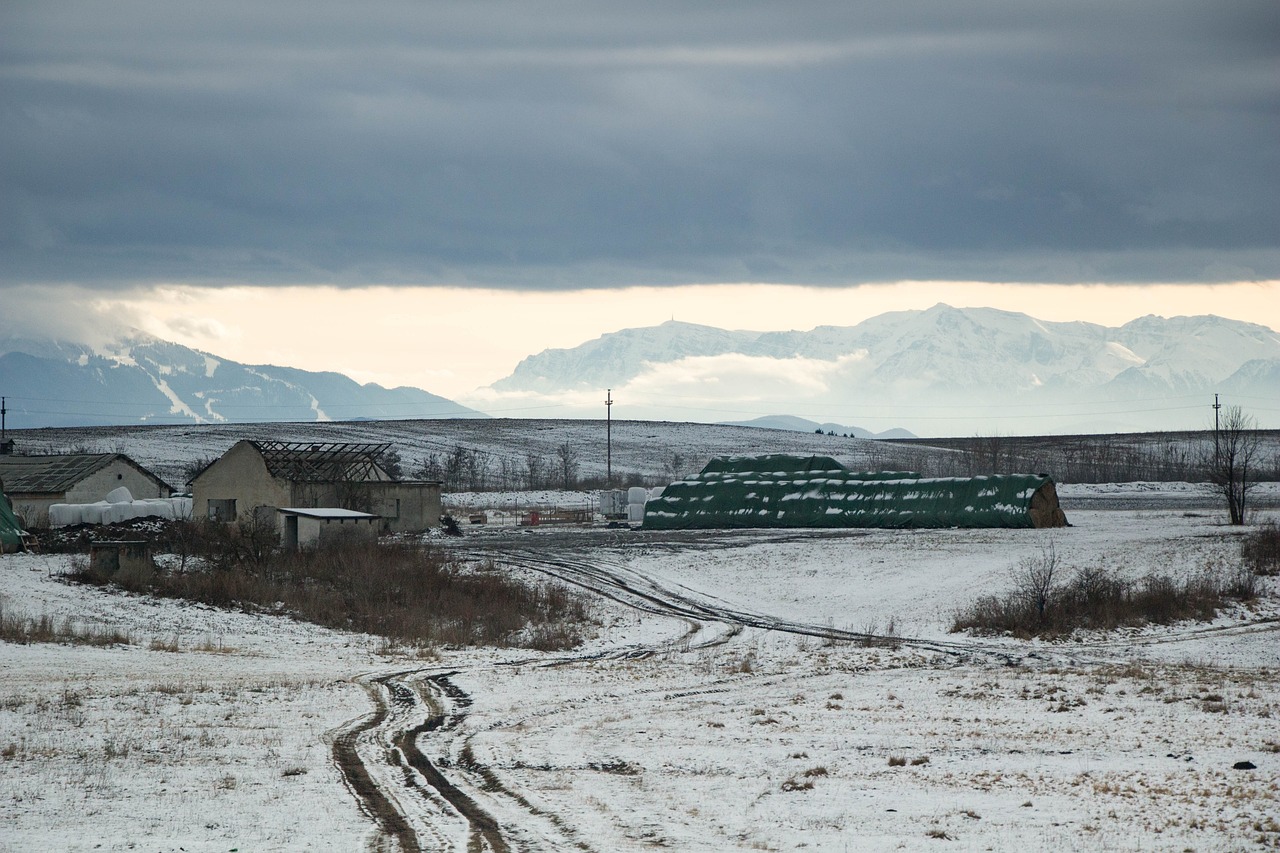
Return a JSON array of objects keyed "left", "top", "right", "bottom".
[
  {"left": 0, "top": 454, "right": 166, "bottom": 496},
  {"left": 276, "top": 507, "right": 380, "bottom": 520}
]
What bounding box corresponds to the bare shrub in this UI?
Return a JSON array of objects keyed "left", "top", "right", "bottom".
[
  {"left": 68, "top": 541, "right": 589, "bottom": 651},
  {"left": 1016, "top": 543, "right": 1059, "bottom": 624},
  {"left": 887, "top": 755, "right": 907, "bottom": 767},
  {"left": 1242, "top": 523, "right": 1280, "bottom": 576},
  {"left": 952, "top": 556, "right": 1257, "bottom": 638}
]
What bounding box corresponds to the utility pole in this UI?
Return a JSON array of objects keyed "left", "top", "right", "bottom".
[
  {"left": 1213, "top": 392, "right": 1221, "bottom": 466},
  {"left": 1, "top": 396, "right": 6, "bottom": 455},
  {"left": 605, "top": 389, "right": 613, "bottom": 486}
]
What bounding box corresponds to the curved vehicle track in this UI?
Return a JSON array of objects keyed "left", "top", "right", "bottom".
[
  {"left": 467, "top": 545, "right": 1023, "bottom": 663},
  {"left": 333, "top": 530, "right": 1269, "bottom": 850}
]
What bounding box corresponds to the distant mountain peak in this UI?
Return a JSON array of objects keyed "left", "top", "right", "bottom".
[
  {"left": 485, "top": 306, "right": 1280, "bottom": 433},
  {"left": 0, "top": 331, "right": 486, "bottom": 428}
]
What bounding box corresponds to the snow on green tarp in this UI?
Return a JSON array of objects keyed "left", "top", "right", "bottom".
[
  {"left": 643, "top": 455, "right": 1059, "bottom": 530},
  {"left": 0, "top": 490, "right": 25, "bottom": 550}
]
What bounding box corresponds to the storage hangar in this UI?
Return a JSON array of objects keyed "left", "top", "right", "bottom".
[
  {"left": 0, "top": 453, "right": 172, "bottom": 528},
  {"left": 191, "top": 440, "right": 441, "bottom": 533},
  {"left": 642, "top": 454, "right": 1067, "bottom": 531}
]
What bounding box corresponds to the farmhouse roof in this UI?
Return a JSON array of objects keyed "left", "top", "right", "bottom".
[
  {"left": 251, "top": 440, "right": 392, "bottom": 483},
  {"left": 0, "top": 453, "right": 168, "bottom": 496}
]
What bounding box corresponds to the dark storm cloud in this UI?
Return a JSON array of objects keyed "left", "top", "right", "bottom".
[{"left": 2, "top": 0, "right": 1277, "bottom": 288}]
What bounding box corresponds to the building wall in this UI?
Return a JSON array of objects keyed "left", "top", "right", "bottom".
[
  {"left": 9, "top": 495, "right": 57, "bottom": 529},
  {"left": 192, "top": 441, "right": 290, "bottom": 523},
  {"left": 66, "top": 459, "right": 170, "bottom": 504},
  {"left": 294, "top": 515, "right": 379, "bottom": 549},
  {"left": 289, "top": 481, "right": 356, "bottom": 511},
  {"left": 368, "top": 481, "right": 442, "bottom": 532}
]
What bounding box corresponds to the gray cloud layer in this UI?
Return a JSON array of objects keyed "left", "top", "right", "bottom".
[{"left": 3, "top": 1, "right": 1278, "bottom": 289}]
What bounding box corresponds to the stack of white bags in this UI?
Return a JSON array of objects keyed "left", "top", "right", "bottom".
[{"left": 48, "top": 487, "right": 194, "bottom": 528}]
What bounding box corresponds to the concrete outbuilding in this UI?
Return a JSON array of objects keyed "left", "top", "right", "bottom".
[
  {"left": 0, "top": 453, "right": 172, "bottom": 527},
  {"left": 277, "top": 508, "right": 380, "bottom": 550},
  {"left": 191, "top": 440, "right": 441, "bottom": 533}
]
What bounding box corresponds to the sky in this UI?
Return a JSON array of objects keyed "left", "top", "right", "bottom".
[{"left": 2, "top": 2, "right": 1279, "bottom": 428}]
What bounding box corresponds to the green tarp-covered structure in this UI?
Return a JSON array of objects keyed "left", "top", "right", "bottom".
[
  {"left": 0, "top": 479, "right": 27, "bottom": 552},
  {"left": 643, "top": 454, "right": 1067, "bottom": 531}
]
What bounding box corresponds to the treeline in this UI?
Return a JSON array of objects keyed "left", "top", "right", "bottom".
[
  {"left": 407, "top": 443, "right": 653, "bottom": 492},
  {"left": 881, "top": 431, "right": 1280, "bottom": 483}
]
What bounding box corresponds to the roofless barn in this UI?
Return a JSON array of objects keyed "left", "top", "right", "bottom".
[
  {"left": 643, "top": 455, "right": 1067, "bottom": 530},
  {"left": 191, "top": 440, "right": 441, "bottom": 534}
]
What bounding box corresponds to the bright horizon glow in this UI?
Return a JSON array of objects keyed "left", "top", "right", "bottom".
[{"left": 103, "top": 280, "right": 1280, "bottom": 402}]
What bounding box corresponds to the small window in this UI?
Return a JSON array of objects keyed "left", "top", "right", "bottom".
[{"left": 208, "top": 499, "right": 237, "bottom": 522}]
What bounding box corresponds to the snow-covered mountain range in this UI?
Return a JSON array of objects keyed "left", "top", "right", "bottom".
[
  {"left": 485, "top": 304, "right": 1280, "bottom": 434},
  {"left": 0, "top": 333, "right": 483, "bottom": 428}
]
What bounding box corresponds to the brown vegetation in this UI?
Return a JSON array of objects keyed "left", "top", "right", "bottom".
[
  {"left": 1242, "top": 523, "right": 1280, "bottom": 576},
  {"left": 68, "top": 524, "right": 589, "bottom": 650},
  {"left": 951, "top": 549, "right": 1257, "bottom": 638},
  {"left": 0, "top": 603, "right": 130, "bottom": 647}
]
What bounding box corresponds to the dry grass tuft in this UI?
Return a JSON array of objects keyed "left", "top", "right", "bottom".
[{"left": 0, "top": 603, "right": 130, "bottom": 647}]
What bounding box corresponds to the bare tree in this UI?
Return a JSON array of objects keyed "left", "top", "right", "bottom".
[
  {"left": 1014, "top": 542, "right": 1058, "bottom": 623},
  {"left": 1205, "top": 405, "right": 1261, "bottom": 525},
  {"left": 524, "top": 452, "right": 545, "bottom": 490},
  {"left": 497, "top": 456, "right": 519, "bottom": 491},
  {"left": 555, "top": 441, "right": 580, "bottom": 490},
  {"left": 662, "top": 452, "right": 685, "bottom": 482},
  {"left": 377, "top": 447, "right": 403, "bottom": 480},
  {"left": 417, "top": 452, "right": 443, "bottom": 483}
]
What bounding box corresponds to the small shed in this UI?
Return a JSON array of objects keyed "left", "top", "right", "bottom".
[
  {"left": 0, "top": 454, "right": 172, "bottom": 528},
  {"left": 277, "top": 507, "right": 380, "bottom": 551},
  {"left": 88, "top": 540, "right": 153, "bottom": 577}
]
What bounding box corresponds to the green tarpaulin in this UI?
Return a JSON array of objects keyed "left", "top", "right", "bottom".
[
  {"left": 0, "top": 486, "right": 25, "bottom": 552},
  {"left": 643, "top": 455, "right": 1066, "bottom": 531}
]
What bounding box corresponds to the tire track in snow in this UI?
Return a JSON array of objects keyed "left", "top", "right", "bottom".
[
  {"left": 330, "top": 676, "right": 423, "bottom": 853},
  {"left": 473, "top": 546, "right": 1018, "bottom": 662},
  {"left": 335, "top": 666, "right": 591, "bottom": 852}
]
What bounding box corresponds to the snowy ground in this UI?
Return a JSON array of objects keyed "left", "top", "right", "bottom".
[{"left": 2, "top": 499, "right": 1278, "bottom": 851}]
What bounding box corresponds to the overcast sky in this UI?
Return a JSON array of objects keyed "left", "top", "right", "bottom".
[
  {"left": 2, "top": 2, "right": 1278, "bottom": 428},
  {"left": 4, "top": 0, "right": 1278, "bottom": 289}
]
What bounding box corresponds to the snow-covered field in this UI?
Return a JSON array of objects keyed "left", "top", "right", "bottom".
[{"left": 2, "top": 500, "right": 1278, "bottom": 851}]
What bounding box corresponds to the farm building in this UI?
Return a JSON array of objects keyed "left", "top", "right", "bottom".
[
  {"left": 191, "top": 440, "right": 441, "bottom": 533},
  {"left": 277, "top": 508, "right": 380, "bottom": 550},
  {"left": 0, "top": 453, "right": 172, "bottom": 527},
  {"left": 643, "top": 454, "right": 1067, "bottom": 531}
]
